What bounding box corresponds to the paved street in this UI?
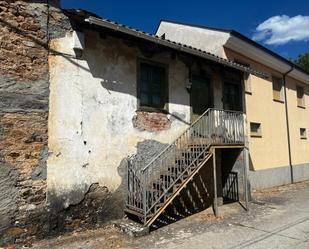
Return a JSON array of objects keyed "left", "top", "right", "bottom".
[
  {"left": 29, "top": 181, "right": 309, "bottom": 249},
  {"left": 127, "top": 181, "right": 309, "bottom": 249}
]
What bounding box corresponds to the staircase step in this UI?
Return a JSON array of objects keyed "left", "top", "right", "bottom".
[{"left": 140, "top": 146, "right": 212, "bottom": 224}]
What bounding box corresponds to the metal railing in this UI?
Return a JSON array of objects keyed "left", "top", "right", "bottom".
[
  {"left": 223, "top": 171, "right": 239, "bottom": 202},
  {"left": 126, "top": 108, "right": 245, "bottom": 224}
]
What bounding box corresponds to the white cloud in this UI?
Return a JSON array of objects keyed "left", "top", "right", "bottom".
[{"left": 252, "top": 15, "right": 309, "bottom": 45}]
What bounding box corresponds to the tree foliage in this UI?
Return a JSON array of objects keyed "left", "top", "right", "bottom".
[{"left": 293, "top": 53, "right": 309, "bottom": 72}]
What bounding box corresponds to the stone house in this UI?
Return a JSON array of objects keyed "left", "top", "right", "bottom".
[{"left": 0, "top": 0, "right": 308, "bottom": 245}]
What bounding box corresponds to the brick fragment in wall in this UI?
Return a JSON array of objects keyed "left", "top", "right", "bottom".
[{"left": 132, "top": 111, "right": 171, "bottom": 132}]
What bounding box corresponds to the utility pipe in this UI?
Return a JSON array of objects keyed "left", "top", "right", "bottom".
[{"left": 282, "top": 66, "right": 294, "bottom": 183}]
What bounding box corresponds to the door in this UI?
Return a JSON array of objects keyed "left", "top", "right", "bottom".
[
  {"left": 223, "top": 81, "right": 242, "bottom": 111},
  {"left": 190, "top": 75, "right": 212, "bottom": 122}
]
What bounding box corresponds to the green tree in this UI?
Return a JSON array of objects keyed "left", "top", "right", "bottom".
[{"left": 293, "top": 53, "right": 309, "bottom": 72}]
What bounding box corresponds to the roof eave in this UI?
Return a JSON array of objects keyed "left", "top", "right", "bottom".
[
  {"left": 226, "top": 34, "right": 309, "bottom": 84},
  {"left": 85, "top": 16, "right": 267, "bottom": 78},
  {"left": 156, "top": 19, "right": 309, "bottom": 79},
  {"left": 229, "top": 31, "right": 309, "bottom": 76}
]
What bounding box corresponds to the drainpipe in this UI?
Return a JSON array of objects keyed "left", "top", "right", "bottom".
[{"left": 282, "top": 66, "right": 294, "bottom": 184}]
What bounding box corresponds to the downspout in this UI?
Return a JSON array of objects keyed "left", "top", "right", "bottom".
[{"left": 282, "top": 66, "right": 294, "bottom": 184}]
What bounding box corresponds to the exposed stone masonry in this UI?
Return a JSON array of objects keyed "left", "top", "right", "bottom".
[
  {"left": 0, "top": 0, "right": 70, "bottom": 112},
  {"left": 0, "top": 0, "right": 69, "bottom": 245},
  {"left": 0, "top": 2, "right": 125, "bottom": 246},
  {"left": 0, "top": 113, "right": 48, "bottom": 244},
  {"left": 0, "top": 1, "right": 186, "bottom": 245}
]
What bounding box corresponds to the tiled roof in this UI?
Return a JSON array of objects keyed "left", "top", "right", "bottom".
[
  {"left": 83, "top": 15, "right": 268, "bottom": 78},
  {"left": 159, "top": 19, "right": 309, "bottom": 76}
]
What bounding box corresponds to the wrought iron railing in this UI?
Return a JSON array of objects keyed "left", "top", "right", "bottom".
[{"left": 126, "top": 108, "right": 245, "bottom": 224}]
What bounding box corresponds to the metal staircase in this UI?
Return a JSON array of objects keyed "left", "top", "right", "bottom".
[{"left": 125, "top": 108, "right": 245, "bottom": 226}]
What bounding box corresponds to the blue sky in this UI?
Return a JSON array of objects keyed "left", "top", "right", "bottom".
[{"left": 61, "top": 0, "right": 309, "bottom": 59}]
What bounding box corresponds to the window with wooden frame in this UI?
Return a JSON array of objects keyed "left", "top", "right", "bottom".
[
  {"left": 300, "top": 128, "right": 307, "bottom": 139},
  {"left": 138, "top": 62, "right": 168, "bottom": 110},
  {"left": 296, "top": 85, "right": 305, "bottom": 108},
  {"left": 250, "top": 122, "right": 262, "bottom": 137},
  {"left": 272, "top": 76, "right": 284, "bottom": 102}
]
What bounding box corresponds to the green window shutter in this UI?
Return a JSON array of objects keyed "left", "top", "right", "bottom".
[{"left": 139, "top": 62, "right": 167, "bottom": 109}]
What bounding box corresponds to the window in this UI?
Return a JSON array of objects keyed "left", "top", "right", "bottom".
[
  {"left": 272, "top": 76, "right": 284, "bottom": 102},
  {"left": 223, "top": 81, "right": 242, "bottom": 111},
  {"left": 234, "top": 60, "right": 251, "bottom": 94},
  {"left": 300, "top": 128, "right": 307, "bottom": 139},
  {"left": 250, "top": 122, "right": 262, "bottom": 137},
  {"left": 244, "top": 73, "right": 252, "bottom": 94},
  {"left": 138, "top": 62, "right": 167, "bottom": 110},
  {"left": 296, "top": 86, "right": 305, "bottom": 108}
]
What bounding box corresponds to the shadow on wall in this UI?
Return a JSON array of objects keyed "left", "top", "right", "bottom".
[
  {"left": 221, "top": 148, "right": 241, "bottom": 202},
  {"left": 0, "top": 16, "right": 90, "bottom": 75},
  {"left": 20, "top": 159, "right": 128, "bottom": 242},
  {"left": 249, "top": 154, "right": 254, "bottom": 171},
  {"left": 81, "top": 31, "right": 191, "bottom": 125},
  {"left": 0, "top": 9, "right": 206, "bottom": 126},
  {"left": 221, "top": 148, "right": 251, "bottom": 202},
  {"left": 40, "top": 139, "right": 169, "bottom": 237}
]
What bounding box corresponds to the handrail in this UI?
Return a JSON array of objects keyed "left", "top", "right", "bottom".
[
  {"left": 141, "top": 108, "right": 243, "bottom": 172},
  {"left": 126, "top": 108, "right": 245, "bottom": 224}
]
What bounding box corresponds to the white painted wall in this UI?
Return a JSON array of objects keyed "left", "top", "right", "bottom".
[
  {"left": 47, "top": 30, "right": 192, "bottom": 207},
  {"left": 156, "top": 21, "right": 230, "bottom": 58}
]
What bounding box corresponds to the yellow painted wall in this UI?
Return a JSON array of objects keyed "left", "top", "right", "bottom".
[
  {"left": 224, "top": 48, "right": 304, "bottom": 171},
  {"left": 286, "top": 77, "right": 309, "bottom": 165}
]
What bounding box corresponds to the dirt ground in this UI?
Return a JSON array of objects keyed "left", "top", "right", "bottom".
[{"left": 4, "top": 180, "right": 309, "bottom": 249}]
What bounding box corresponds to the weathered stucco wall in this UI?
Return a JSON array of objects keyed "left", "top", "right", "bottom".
[{"left": 48, "top": 30, "right": 192, "bottom": 213}]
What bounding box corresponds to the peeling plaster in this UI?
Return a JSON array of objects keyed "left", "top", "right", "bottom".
[{"left": 47, "top": 31, "right": 191, "bottom": 209}]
